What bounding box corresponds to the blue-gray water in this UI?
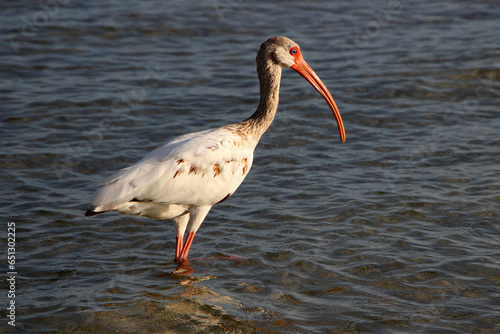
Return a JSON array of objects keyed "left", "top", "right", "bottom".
[{"left": 1, "top": 1, "right": 499, "bottom": 333}]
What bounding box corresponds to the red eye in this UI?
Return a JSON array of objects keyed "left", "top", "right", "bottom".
[{"left": 290, "top": 47, "right": 298, "bottom": 55}]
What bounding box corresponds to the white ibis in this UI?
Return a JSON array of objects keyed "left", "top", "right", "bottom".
[{"left": 85, "top": 36, "right": 346, "bottom": 263}]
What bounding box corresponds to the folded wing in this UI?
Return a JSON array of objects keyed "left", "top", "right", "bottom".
[{"left": 88, "top": 127, "right": 254, "bottom": 213}]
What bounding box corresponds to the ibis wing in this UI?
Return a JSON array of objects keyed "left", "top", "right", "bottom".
[{"left": 88, "top": 128, "right": 254, "bottom": 212}]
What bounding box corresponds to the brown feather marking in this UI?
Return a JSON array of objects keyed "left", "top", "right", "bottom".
[
  {"left": 176, "top": 159, "right": 185, "bottom": 164},
  {"left": 84, "top": 209, "right": 109, "bottom": 217},
  {"left": 173, "top": 170, "right": 180, "bottom": 178},
  {"left": 207, "top": 145, "right": 218, "bottom": 151},
  {"left": 213, "top": 163, "right": 221, "bottom": 177},
  {"left": 242, "top": 158, "right": 248, "bottom": 175},
  {"left": 215, "top": 193, "right": 231, "bottom": 204},
  {"left": 188, "top": 165, "right": 196, "bottom": 175}
]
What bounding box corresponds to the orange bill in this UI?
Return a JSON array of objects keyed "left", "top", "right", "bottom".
[{"left": 291, "top": 55, "right": 346, "bottom": 143}]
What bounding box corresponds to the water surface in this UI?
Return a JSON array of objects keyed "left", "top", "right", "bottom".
[{"left": 1, "top": 0, "right": 499, "bottom": 333}]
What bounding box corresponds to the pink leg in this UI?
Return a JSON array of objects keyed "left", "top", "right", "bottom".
[
  {"left": 174, "top": 235, "right": 184, "bottom": 262},
  {"left": 177, "top": 232, "right": 196, "bottom": 262},
  {"left": 174, "top": 205, "right": 211, "bottom": 263}
]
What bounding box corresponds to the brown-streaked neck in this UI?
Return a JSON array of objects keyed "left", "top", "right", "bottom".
[{"left": 239, "top": 57, "right": 283, "bottom": 142}]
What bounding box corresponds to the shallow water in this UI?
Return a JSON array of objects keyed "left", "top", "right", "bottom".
[{"left": 1, "top": 0, "right": 500, "bottom": 333}]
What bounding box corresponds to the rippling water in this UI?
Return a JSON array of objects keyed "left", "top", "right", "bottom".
[{"left": 1, "top": 0, "right": 499, "bottom": 333}]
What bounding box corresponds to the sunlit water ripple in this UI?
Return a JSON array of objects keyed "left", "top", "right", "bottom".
[{"left": 1, "top": 0, "right": 499, "bottom": 333}]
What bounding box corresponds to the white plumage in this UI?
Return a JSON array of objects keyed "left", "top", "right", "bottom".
[
  {"left": 90, "top": 127, "right": 253, "bottom": 214},
  {"left": 86, "top": 126, "right": 257, "bottom": 262}
]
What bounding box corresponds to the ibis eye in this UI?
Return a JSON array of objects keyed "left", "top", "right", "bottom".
[{"left": 290, "top": 48, "right": 297, "bottom": 55}]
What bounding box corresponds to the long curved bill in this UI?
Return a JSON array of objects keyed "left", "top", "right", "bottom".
[{"left": 291, "top": 56, "right": 346, "bottom": 143}]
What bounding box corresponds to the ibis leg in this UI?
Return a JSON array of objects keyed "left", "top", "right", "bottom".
[
  {"left": 178, "top": 232, "right": 196, "bottom": 262},
  {"left": 174, "top": 235, "right": 184, "bottom": 262}
]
